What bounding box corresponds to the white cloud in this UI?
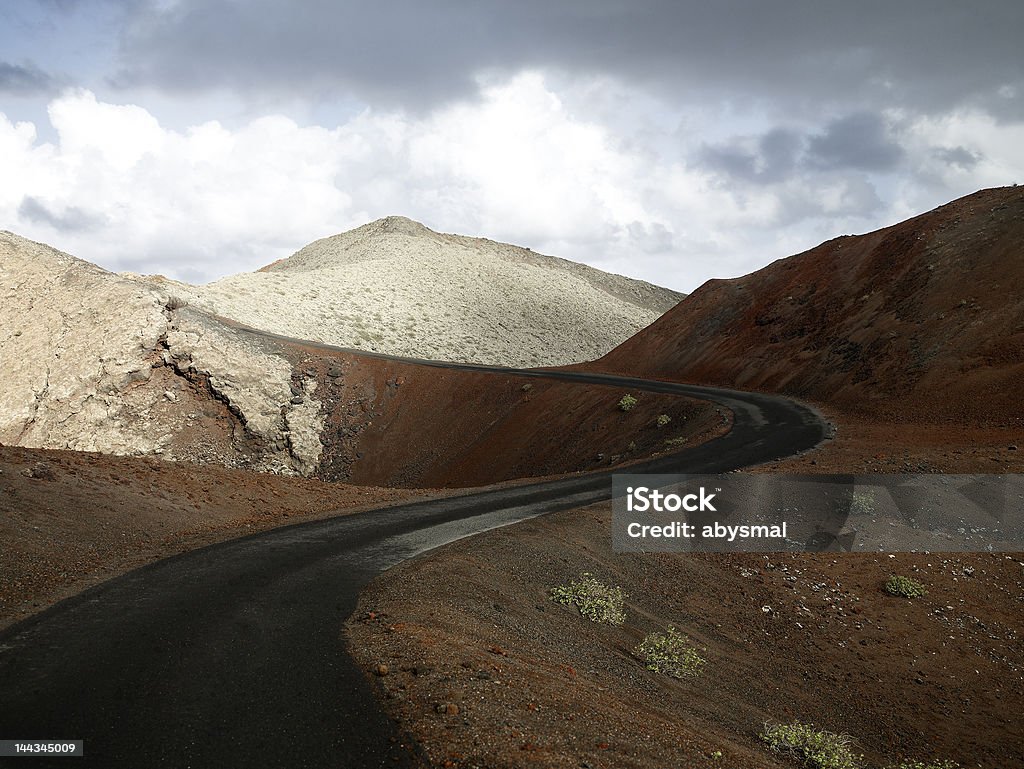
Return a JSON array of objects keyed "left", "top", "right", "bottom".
[{"left": 1, "top": 76, "right": 1021, "bottom": 291}]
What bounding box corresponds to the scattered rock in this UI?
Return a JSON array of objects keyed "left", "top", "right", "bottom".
[
  {"left": 374, "top": 663, "right": 389, "bottom": 677},
  {"left": 23, "top": 461, "right": 54, "bottom": 481}
]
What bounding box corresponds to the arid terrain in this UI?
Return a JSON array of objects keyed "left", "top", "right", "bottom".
[
  {"left": 130, "top": 215, "right": 682, "bottom": 368},
  {"left": 349, "top": 508, "right": 1024, "bottom": 769},
  {"left": 0, "top": 442, "right": 429, "bottom": 631},
  {"left": 0, "top": 224, "right": 685, "bottom": 481},
  {"left": 0, "top": 360, "right": 721, "bottom": 631},
  {"left": 3, "top": 189, "right": 1023, "bottom": 768},
  {"left": 345, "top": 188, "right": 1024, "bottom": 769},
  {"left": 595, "top": 186, "right": 1024, "bottom": 426}
]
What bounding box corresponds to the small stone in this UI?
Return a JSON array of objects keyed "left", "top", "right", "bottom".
[
  {"left": 1009, "top": 445, "right": 1018, "bottom": 451},
  {"left": 290, "top": 395, "right": 304, "bottom": 405},
  {"left": 374, "top": 663, "right": 389, "bottom": 677},
  {"left": 23, "top": 462, "right": 55, "bottom": 481},
  {"left": 436, "top": 702, "right": 459, "bottom": 716}
]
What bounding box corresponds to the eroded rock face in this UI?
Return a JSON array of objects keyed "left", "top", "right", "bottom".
[{"left": 0, "top": 232, "right": 324, "bottom": 475}]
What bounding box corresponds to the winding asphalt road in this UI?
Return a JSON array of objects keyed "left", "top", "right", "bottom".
[{"left": 0, "top": 363, "right": 827, "bottom": 768}]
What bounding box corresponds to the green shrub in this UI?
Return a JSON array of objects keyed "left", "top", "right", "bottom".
[
  {"left": 760, "top": 722, "right": 862, "bottom": 769},
  {"left": 550, "top": 573, "right": 626, "bottom": 625},
  {"left": 618, "top": 394, "right": 638, "bottom": 412},
  {"left": 663, "top": 436, "right": 688, "bottom": 447},
  {"left": 656, "top": 414, "right": 672, "bottom": 427},
  {"left": 884, "top": 575, "right": 927, "bottom": 598},
  {"left": 850, "top": 490, "right": 875, "bottom": 514},
  {"left": 636, "top": 627, "right": 705, "bottom": 679}
]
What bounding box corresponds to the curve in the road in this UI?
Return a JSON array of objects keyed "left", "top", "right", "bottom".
[{"left": 0, "top": 365, "right": 827, "bottom": 768}]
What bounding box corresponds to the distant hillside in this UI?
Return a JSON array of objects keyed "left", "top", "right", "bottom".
[
  {"left": 597, "top": 187, "right": 1024, "bottom": 424},
  {"left": 0, "top": 230, "right": 704, "bottom": 482},
  {"left": 135, "top": 216, "right": 682, "bottom": 368}
]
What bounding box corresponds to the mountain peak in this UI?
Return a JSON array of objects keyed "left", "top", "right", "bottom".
[{"left": 369, "top": 215, "right": 434, "bottom": 237}]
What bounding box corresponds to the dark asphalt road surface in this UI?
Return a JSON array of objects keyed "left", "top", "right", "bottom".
[{"left": 0, "top": 365, "right": 827, "bottom": 768}]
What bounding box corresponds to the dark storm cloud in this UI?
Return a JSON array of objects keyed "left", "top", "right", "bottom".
[
  {"left": 0, "top": 61, "right": 55, "bottom": 95},
  {"left": 699, "top": 128, "right": 802, "bottom": 184},
  {"left": 18, "top": 197, "right": 105, "bottom": 232},
  {"left": 112, "top": 0, "right": 1024, "bottom": 116},
  {"left": 806, "top": 112, "right": 905, "bottom": 171},
  {"left": 698, "top": 112, "right": 906, "bottom": 185},
  {"left": 932, "top": 146, "right": 983, "bottom": 170}
]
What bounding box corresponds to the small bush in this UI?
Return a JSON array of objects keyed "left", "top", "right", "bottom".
[
  {"left": 520, "top": 383, "right": 533, "bottom": 392},
  {"left": 636, "top": 627, "right": 705, "bottom": 679},
  {"left": 760, "top": 722, "right": 862, "bottom": 769},
  {"left": 663, "top": 436, "right": 688, "bottom": 447},
  {"left": 656, "top": 414, "right": 672, "bottom": 427},
  {"left": 550, "top": 573, "right": 626, "bottom": 625},
  {"left": 850, "top": 490, "right": 875, "bottom": 514},
  {"left": 618, "top": 394, "right": 638, "bottom": 412},
  {"left": 884, "top": 575, "right": 927, "bottom": 599},
  {"left": 164, "top": 295, "right": 189, "bottom": 311}
]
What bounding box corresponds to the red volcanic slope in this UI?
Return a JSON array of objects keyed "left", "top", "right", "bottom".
[{"left": 597, "top": 187, "right": 1024, "bottom": 424}]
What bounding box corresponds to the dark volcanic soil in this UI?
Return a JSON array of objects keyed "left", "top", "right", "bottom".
[
  {"left": 596, "top": 186, "right": 1024, "bottom": 425},
  {"left": 348, "top": 502, "right": 1024, "bottom": 769},
  {"left": 344, "top": 188, "right": 1024, "bottom": 769},
  {"left": 266, "top": 341, "right": 719, "bottom": 487},
  {"left": 0, "top": 444, "right": 426, "bottom": 630},
  {"left": 0, "top": 359, "right": 720, "bottom": 630},
  {"left": 7, "top": 189, "right": 1024, "bottom": 768}
]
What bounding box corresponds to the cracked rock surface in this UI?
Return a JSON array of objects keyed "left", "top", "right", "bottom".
[{"left": 0, "top": 232, "right": 324, "bottom": 475}]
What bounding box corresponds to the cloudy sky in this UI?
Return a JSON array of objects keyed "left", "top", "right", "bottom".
[{"left": 1, "top": 1, "right": 1022, "bottom": 290}]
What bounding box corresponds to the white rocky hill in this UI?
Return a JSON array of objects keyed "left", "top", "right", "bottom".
[
  {"left": 133, "top": 217, "right": 682, "bottom": 368},
  {"left": 0, "top": 231, "right": 324, "bottom": 475},
  {"left": 0, "top": 221, "right": 680, "bottom": 473}
]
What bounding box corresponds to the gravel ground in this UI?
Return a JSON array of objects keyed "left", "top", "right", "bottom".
[
  {"left": 0, "top": 443, "right": 430, "bottom": 630},
  {"left": 349, "top": 487, "right": 1024, "bottom": 769},
  {"left": 347, "top": 406, "right": 1024, "bottom": 769}
]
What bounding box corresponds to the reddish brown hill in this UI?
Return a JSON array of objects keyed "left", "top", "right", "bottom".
[
  {"left": 596, "top": 186, "right": 1024, "bottom": 424},
  {"left": 262, "top": 339, "right": 720, "bottom": 488}
]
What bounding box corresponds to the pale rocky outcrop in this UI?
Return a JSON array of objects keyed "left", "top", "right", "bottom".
[
  {"left": 1, "top": 218, "right": 682, "bottom": 472},
  {"left": 0, "top": 232, "right": 324, "bottom": 475}
]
